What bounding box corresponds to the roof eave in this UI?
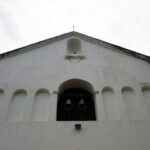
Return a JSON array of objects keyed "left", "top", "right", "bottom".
[{"left": 0, "top": 31, "right": 150, "bottom": 62}]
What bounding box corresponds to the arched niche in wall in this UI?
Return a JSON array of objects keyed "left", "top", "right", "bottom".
[
  {"left": 67, "top": 38, "right": 82, "bottom": 55},
  {"left": 0, "top": 89, "right": 4, "bottom": 109},
  {"left": 122, "top": 86, "right": 139, "bottom": 120},
  {"left": 57, "top": 79, "right": 96, "bottom": 121},
  {"left": 31, "top": 89, "right": 50, "bottom": 121},
  {"left": 7, "top": 89, "right": 27, "bottom": 121},
  {"left": 66, "top": 38, "right": 85, "bottom": 62},
  {"left": 102, "top": 87, "right": 117, "bottom": 120},
  {"left": 142, "top": 86, "right": 150, "bottom": 115}
]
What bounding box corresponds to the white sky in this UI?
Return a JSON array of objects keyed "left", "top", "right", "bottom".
[{"left": 0, "top": 0, "right": 150, "bottom": 56}]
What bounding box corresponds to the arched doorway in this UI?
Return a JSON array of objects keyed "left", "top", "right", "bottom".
[{"left": 57, "top": 79, "right": 96, "bottom": 121}]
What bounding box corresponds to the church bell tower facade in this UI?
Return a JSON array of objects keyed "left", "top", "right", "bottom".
[{"left": 0, "top": 32, "right": 150, "bottom": 150}]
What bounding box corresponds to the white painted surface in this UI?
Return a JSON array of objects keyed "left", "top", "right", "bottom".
[
  {"left": 7, "top": 91, "right": 27, "bottom": 121},
  {"left": 102, "top": 87, "right": 117, "bottom": 120},
  {"left": 31, "top": 90, "right": 50, "bottom": 121},
  {"left": 142, "top": 88, "right": 150, "bottom": 115},
  {"left": 0, "top": 90, "right": 4, "bottom": 110},
  {"left": 0, "top": 35, "right": 150, "bottom": 150},
  {"left": 122, "top": 87, "right": 142, "bottom": 120}
]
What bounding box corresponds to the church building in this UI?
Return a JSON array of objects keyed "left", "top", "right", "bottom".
[{"left": 0, "top": 31, "right": 150, "bottom": 150}]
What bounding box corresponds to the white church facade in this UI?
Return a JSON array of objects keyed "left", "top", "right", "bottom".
[{"left": 0, "top": 31, "right": 150, "bottom": 150}]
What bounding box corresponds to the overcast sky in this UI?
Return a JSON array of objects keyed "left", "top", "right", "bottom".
[{"left": 0, "top": 0, "right": 150, "bottom": 56}]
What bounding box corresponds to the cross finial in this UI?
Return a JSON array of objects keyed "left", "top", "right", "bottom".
[
  {"left": 70, "top": 25, "right": 77, "bottom": 32},
  {"left": 72, "top": 25, "right": 76, "bottom": 31}
]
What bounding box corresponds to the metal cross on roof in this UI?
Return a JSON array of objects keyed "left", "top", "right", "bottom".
[{"left": 72, "top": 25, "right": 77, "bottom": 31}]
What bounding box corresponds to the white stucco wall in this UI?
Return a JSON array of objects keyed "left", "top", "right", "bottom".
[{"left": 0, "top": 35, "right": 150, "bottom": 150}]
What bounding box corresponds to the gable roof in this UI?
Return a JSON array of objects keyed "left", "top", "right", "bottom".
[{"left": 0, "top": 31, "right": 150, "bottom": 62}]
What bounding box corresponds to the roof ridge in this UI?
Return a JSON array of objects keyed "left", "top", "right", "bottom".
[{"left": 0, "top": 31, "right": 150, "bottom": 62}]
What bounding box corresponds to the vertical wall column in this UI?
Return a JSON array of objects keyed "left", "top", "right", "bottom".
[
  {"left": 0, "top": 90, "right": 4, "bottom": 120},
  {"left": 23, "top": 89, "right": 35, "bottom": 121},
  {"left": 48, "top": 91, "right": 58, "bottom": 121},
  {"left": 95, "top": 91, "right": 105, "bottom": 121},
  {"left": 0, "top": 89, "right": 12, "bottom": 121},
  {"left": 132, "top": 88, "right": 145, "bottom": 120},
  {"left": 31, "top": 89, "right": 50, "bottom": 121},
  {"left": 142, "top": 87, "right": 150, "bottom": 120},
  {"left": 136, "top": 86, "right": 150, "bottom": 120},
  {"left": 122, "top": 86, "right": 142, "bottom": 120},
  {"left": 115, "top": 87, "right": 128, "bottom": 120},
  {"left": 102, "top": 87, "right": 118, "bottom": 120},
  {"left": 1, "top": 87, "right": 28, "bottom": 121},
  {"left": 7, "top": 90, "right": 27, "bottom": 121}
]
